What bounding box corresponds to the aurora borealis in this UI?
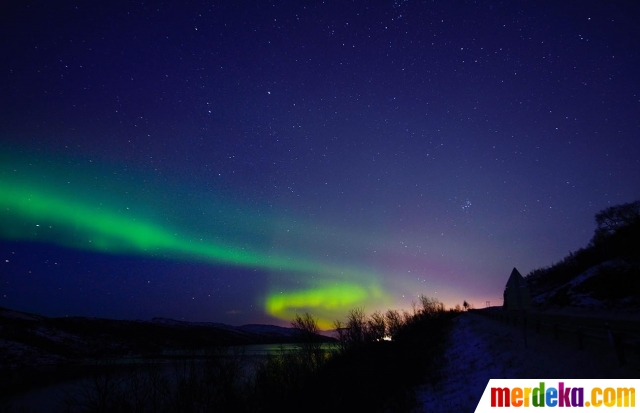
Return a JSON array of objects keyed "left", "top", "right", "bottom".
[
  {"left": 1, "top": 1, "right": 639, "bottom": 327},
  {"left": 0, "top": 147, "right": 391, "bottom": 327}
]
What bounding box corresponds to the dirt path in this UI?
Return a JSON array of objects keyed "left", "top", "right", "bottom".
[{"left": 413, "top": 312, "right": 639, "bottom": 412}]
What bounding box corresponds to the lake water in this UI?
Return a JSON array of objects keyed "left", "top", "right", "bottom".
[{"left": 2, "top": 343, "right": 338, "bottom": 412}]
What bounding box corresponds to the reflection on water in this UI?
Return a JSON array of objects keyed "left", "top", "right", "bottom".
[
  {"left": 231, "top": 342, "right": 338, "bottom": 356},
  {"left": 3, "top": 343, "right": 338, "bottom": 412}
]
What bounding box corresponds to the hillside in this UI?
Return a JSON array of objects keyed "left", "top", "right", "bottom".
[{"left": 525, "top": 200, "right": 640, "bottom": 312}]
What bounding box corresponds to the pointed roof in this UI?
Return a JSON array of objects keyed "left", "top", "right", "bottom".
[{"left": 506, "top": 267, "right": 525, "bottom": 288}]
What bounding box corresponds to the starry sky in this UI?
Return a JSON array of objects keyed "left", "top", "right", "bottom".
[{"left": 1, "top": 1, "right": 639, "bottom": 328}]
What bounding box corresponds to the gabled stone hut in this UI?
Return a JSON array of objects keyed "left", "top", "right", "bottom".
[{"left": 503, "top": 267, "right": 531, "bottom": 311}]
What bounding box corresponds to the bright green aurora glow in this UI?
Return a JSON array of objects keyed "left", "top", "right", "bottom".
[
  {"left": 0, "top": 151, "right": 392, "bottom": 325},
  {"left": 265, "top": 283, "right": 385, "bottom": 329}
]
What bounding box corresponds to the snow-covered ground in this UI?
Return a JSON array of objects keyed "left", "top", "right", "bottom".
[
  {"left": 531, "top": 259, "right": 640, "bottom": 310},
  {"left": 413, "top": 312, "right": 638, "bottom": 413},
  {"left": 0, "top": 338, "right": 66, "bottom": 369}
]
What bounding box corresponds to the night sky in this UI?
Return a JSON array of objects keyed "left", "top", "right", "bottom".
[{"left": 1, "top": 1, "right": 639, "bottom": 328}]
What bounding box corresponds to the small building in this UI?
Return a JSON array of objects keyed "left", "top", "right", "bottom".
[{"left": 503, "top": 267, "right": 531, "bottom": 312}]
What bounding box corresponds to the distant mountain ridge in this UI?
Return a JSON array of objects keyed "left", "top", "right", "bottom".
[
  {"left": 525, "top": 200, "right": 640, "bottom": 312},
  {"left": 150, "top": 317, "right": 301, "bottom": 338}
]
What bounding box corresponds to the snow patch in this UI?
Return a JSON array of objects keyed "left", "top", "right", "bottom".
[
  {"left": 413, "top": 315, "right": 517, "bottom": 412},
  {"left": 413, "top": 311, "right": 635, "bottom": 412},
  {"left": 532, "top": 260, "right": 622, "bottom": 308}
]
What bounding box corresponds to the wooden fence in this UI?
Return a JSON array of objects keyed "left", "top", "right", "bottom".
[{"left": 472, "top": 307, "right": 640, "bottom": 367}]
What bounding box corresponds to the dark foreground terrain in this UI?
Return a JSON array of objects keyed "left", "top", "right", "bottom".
[
  {"left": 0, "top": 306, "right": 332, "bottom": 398},
  {"left": 1, "top": 301, "right": 457, "bottom": 412}
]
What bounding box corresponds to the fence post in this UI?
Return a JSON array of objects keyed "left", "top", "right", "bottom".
[
  {"left": 614, "top": 333, "right": 626, "bottom": 366},
  {"left": 606, "top": 323, "right": 626, "bottom": 366},
  {"left": 576, "top": 329, "right": 584, "bottom": 350},
  {"left": 522, "top": 313, "right": 528, "bottom": 349}
]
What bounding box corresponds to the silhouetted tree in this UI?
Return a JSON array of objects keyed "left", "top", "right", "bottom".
[
  {"left": 292, "top": 312, "right": 323, "bottom": 368},
  {"left": 419, "top": 295, "right": 445, "bottom": 316},
  {"left": 385, "top": 309, "right": 403, "bottom": 338},
  {"left": 367, "top": 310, "right": 387, "bottom": 341},
  {"left": 345, "top": 307, "right": 368, "bottom": 348},
  {"left": 593, "top": 200, "right": 640, "bottom": 240},
  {"left": 333, "top": 319, "right": 348, "bottom": 353}
]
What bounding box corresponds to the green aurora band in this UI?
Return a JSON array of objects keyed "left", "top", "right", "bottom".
[
  {"left": 0, "top": 154, "right": 391, "bottom": 326},
  {"left": 265, "top": 283, "right": 386, "bottom": 329}
]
